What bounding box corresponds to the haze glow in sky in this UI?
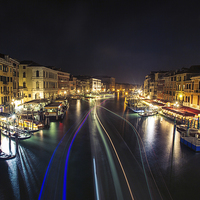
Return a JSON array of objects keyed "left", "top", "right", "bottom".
[{"left": 1, "top": 0, "right": 200, "bottom": 84}]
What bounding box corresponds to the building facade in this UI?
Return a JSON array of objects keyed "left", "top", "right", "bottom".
[
  {"left": 57, "top": 70, "right": 70, "bottom": 96},
  {"left": 94, "top": 76, "right": 115, "bottom": 92},
  {"left": 90, "top": 78, "right": 101, "bottom": 93},
  {"left": 19, "top": 61, "right": 58, "bottom": 101},
  {"left": 69, "top": 75, "right": 77, "bottom": 95},
  {"left": 0, "top": 54, "right": 19, "bottom": 105},
  {"left": 144, "top": 66, "right": 200, "bottom": 110}
]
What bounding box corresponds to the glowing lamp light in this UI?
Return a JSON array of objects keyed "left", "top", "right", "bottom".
[{"left": 12, "top": 114, "right": 16, "bottom": 119}]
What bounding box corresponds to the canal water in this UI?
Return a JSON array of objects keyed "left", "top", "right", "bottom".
[{"left": 0, "top": 97, "right": 200, "bottom": 200}]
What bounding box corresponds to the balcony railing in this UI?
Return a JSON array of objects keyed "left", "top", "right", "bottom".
[
  {"left": 23, "top": 87, "right": 28, "bottom": 91},
  {"left": 194, "top": 89, "right": 200, "bottom": 93},
  {"left": 1, "top": 91, "right": 9, "bottom": 95},
  {"left": 32, "top": 88, "right": 58, "bottom": 91},
  {"left": 184, "top": 89, "right": 192, "bottom": 93}
]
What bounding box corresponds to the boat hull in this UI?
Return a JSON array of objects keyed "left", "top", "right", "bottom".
[{"left": 1, "top": 130, "right": 31, "bottom": 140}]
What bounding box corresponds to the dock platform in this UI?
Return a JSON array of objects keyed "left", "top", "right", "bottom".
[
  {"left": 0, "top": 151, "right": 16, "bottom": 160},
  {"left": 180, "top": 136, "right": 200, "bottom": 152}
]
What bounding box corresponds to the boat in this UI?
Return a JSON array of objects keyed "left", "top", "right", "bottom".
[
  {"left": 138, "top": 111, "right": 158, "bottom": 117},
  {"left": 129, "top": 107, "right": 145, "bottom": 113},
  {"left": 126, "top": 98, "right": 147, "bottom": 113},
  {"left": 188, "top": 128, "right": 200, "bottom": 136},
  {"left": 176, "top": 124, "right": 200, "bottom": 136},
  {"left": 44, "top": 102, "right": 68, "bottom": 119},
  {"left": 128, "top": 104, "right": 146, "bottom": 113},
  {"left": 1, "top": 129, "right": 31, "bottom": 140},
  {"left": 0, "top": 151, "right": 15, "bottom": 160},
  {"left": 176, "top": 124, "right": 187, "bottom": 132}
]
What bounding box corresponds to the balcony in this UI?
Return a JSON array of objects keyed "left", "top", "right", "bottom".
[
  {"left": 1, "top": 91, "right": 9, "bottom": 95},
  {"left": 3, "top": 81, "right": 8, "bottom": 85},
  {"left": 32, "top": 88, "right": 43, "bottom": 92},
  {"left": 194, "top": 89, "right": 200, "bottom": 93},
  {"left": 184, "top": 89, "right": 192, "bottom": 93},
  {"left": 32, "top": 76, "right": 43, "bottom": 79},
  {"left": 60, "top": 87, "right": 69, "bottom": 89},
  {"left": 23, "top": 87, "right": 28, "bottom": 91}
]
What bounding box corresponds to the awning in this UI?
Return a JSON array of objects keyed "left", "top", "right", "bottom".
[
  {"left": 180, "top": 106, "right": 200, "bottom": 116},
  {"left": 162, "top": 107, "right": 195, "bottom": 117},
  {"left": 44, "top": 102, "right": 62, "bottom": 109},
  {"left": 19, "top": 99, "right": 49, "bottom": 106}
]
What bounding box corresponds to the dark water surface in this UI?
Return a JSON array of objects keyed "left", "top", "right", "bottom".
[{"left": 0, "top": 97, "right": 199, "bottom": 200}]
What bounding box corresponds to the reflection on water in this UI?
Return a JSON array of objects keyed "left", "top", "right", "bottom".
[
  {"left": 1, "top": 136, "right": 16, "bottom": 155},
  {"left": 7, "top": 159, "right": 20, "bottom": 199},
  {"left": 144, "top": 117, "right": 156, "bottom": 145},
  {"left": 0, "top": 97, "right": 200, "bottom": 200},
  {"left": 38, "top": 130, "right": 44, "bottom": 140},
  {"left": 76, "top": 100, "right": 81, "bottom": 117}
]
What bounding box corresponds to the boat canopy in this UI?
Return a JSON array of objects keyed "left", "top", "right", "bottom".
[
  {"left": 19, "top": 99, "right": 49, "bottom": 106},
  {"left": 44, "top": 102, "right": 62, "bottom": 109}
]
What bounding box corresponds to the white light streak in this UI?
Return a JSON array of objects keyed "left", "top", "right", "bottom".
[{"left": 93, "top": 157, "right": 100, "bottom": 200}]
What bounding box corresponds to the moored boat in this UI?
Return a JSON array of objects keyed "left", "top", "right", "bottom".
[
  {"left": 1, "top": 129, "right": 31, "bottom": 140},
  {"left": 129, "top": 108, "right": 145, "bottom": 113},
  {"left": 44, "top": 102, "right": 68, "bottom": 119},
  {"left": 176, "top": 124, "right": 187, "bottom": 132},
  {"left": 0, "top": 151, "right": 16, "bottom": 160},
  {"left": 176, "top": 124, "right": 200, "bottom": 137},
  {"left": 138, "top": 111, "right": 158, "bottom": 117}
]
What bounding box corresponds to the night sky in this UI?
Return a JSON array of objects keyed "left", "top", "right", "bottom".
[{"left": 1, "top": 0, "right": 200, "bottom": 85}]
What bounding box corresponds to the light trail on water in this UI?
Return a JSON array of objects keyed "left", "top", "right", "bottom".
[
  {"left": 63, "top": 110, "right": 92, "bottom": 200},
  {"left": 98, "top": 105, "right": 168, "bottom": 200},
  {"left": 93, "top": 157, "right": 100, "bottom": 200},
  {"left": 63, "top": 100, "right": 107, "bottom": 200},
  {"left": 95, "top": 109, "right": 134, "bottom": 200},
  {"left": 38, "top": 117, "right": 86, "bottom": 200}
]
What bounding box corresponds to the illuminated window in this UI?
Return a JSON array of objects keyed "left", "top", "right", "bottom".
[
  {"left": 23, "top": 82, "right": 26, "bottom": 88},
  {"left": 36, "top": 81, "right": 39, "bottom": 89}
]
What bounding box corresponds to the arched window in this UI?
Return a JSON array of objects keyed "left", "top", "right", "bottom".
[
  {"left": 36, "top": 81, "right": 39, "bottom": 89},
  {"left": 23, "top": 82, "right": 26, "bottom": 88},
  {"left": 36, "top": 70, "right": 39, "bottom": 77}
]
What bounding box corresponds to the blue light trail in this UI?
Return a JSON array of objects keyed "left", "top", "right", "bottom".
[{"left": 63, "top": 100, "right": 107, "bottom": 200}]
